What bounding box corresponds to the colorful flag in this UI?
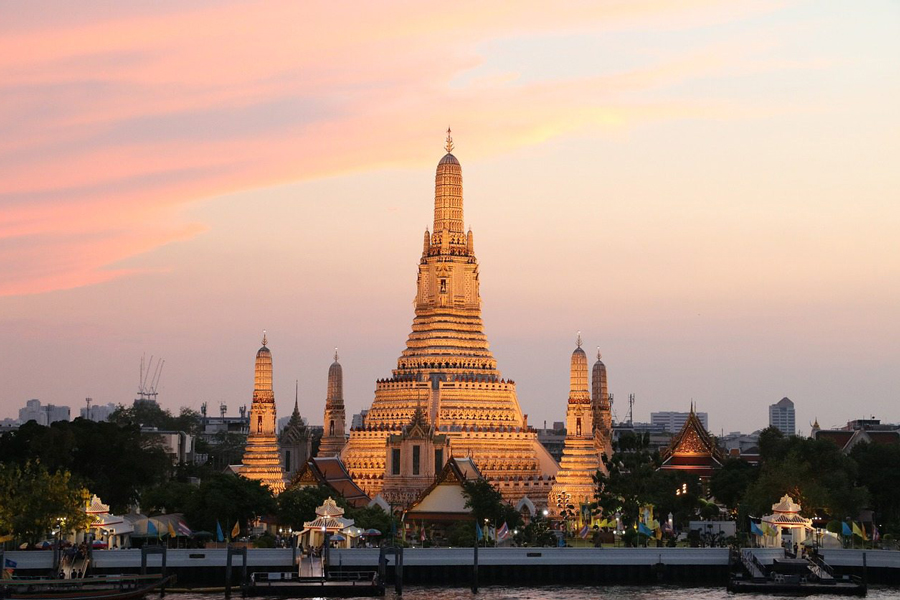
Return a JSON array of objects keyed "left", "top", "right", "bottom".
[
  {"left": 860, "top": 523, "right": 869, "bottom": 541},
  {"left": 177, "top": 521, "right": 192, "bottom": 537},
  {"left": 475, "top": 521, "right": 483, "bottom": 541},
  {"left": 497, "top": 522, "right": 510, "bottom": 541},
  {"left": 638, "top": 522, "right": 653, "bottom": 537},
  {"left": 852, "top": 522, "right": 864, "bottom": 539},
  {"left": 872, "top": 524, "right": 880, "bottom": 542},
  {"left": 216, "top": 520, "right": 225, "bottom": 542},
  {"left": 842, "top": 522, "right": 852, "bottom": 537},
  {"left": 231, "top": 521, "right": 240, "bottom": 539},
  {"left": 579, "top": 524, "right": 590, "bottom": 539},
  {"left": 167, "top": 521, "right": 177, "bottom": 538},
  {"left": 750, "top": 521, "right": 765, "bottom": 537},
  {"left": 419, "top": 523, "right": 426, "bottom": 542},
  {"left": 598, "top": 518, "right": 609, "bottom": 528}
]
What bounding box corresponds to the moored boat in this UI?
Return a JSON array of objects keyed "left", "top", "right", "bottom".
[{"left": 0, "top": 574, "right": 175, "bottom": 600}]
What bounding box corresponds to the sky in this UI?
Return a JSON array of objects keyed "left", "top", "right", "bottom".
[{"left": 1, "top": 0, "right": 898, "bottom": 435}]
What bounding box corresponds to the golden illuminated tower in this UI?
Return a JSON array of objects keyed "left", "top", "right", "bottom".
[
  {"left": 317, "top": 350, "right": 347, "bottom": 457},
  {"left": 549, "top": 335, "right": 604, "bottom": 521},
  {"left": 342, "top": 130, "right": 558, "bottom": 507},
  {"left": 240, "top": 332, "right": 285, "bottom": 493},
  {"left": 592, "top": 348, "right": 613, "bottom": 458}
]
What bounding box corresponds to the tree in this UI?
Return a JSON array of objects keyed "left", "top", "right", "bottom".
[
  {"left": 0, "top": 462, "right": 91, "bottom": 544},
  {"left": 710, "top": 458, "right": 758, "bottom": 514},
  {"left": 141, "top": 481, "right": 199, "bottom": 515},
  {"left": 185, "top": 473, "right": 276, "bottom": 535},
  {"left": 851, "top": 441, "right": 900, "bottom": 535},
  {"left": 0, "top": 419, "right": 172, "bottom": 512},
  {"left": 461, "top": 479, "right": 521, "bottom": 529}
]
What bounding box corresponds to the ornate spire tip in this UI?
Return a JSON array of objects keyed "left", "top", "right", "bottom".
[
  {"left": 262, "top": 330, "right": 267, "bottom": 347},
  {"left": 334, "top": 347, "right": 339, "bottom": 362},
  {"left": 576, "top": 331, "right": 582, "bottom": 348},
  {"left": 444, "top": 127, "right": 454, "bottom": 153},
  {"left": 597, "top": 347, "right": 602, "bottom": 360}
]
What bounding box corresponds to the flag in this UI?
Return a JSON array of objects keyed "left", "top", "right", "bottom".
[
  {"left": 475, "top": 521, "right": 483, "bottom": 541},
  {"left": 852, "top": 522, "right": 864, "bottom": 539},
  {"left": 167, "top": 521, "right": 177, "bottom": 538},
  {"left": 579, "top": 524, "right": 590, "bottom": 539},
  {"left": 4, "top": 559, "right": 16, "bottom": 569},
  {"left": 419, "top": 523, "right": 426, "bottom": 542},
  {"left": 147, "top": 519, "right": 158, "bottom": 538},
  {"left": 842, "top": 522, "right": 852, "bottom": 537},
  {"left": 638, "top": 522, "right": 653, "bottom": 537},
  {"left": 750, "top": 521, "right": 765, "bottom": 537},
  {"left": 598, "top": 518, "right": 608, "bottom": 528},
  {"left": 177, "top": 521, "right": 192, "bottom": 537},
  {"left": 232, "top": 521, "right": 240, "bottom": 539},
  {"left": 872, "top": 524, "right": 880, "bottom": 542},
  {"left": 860, "top": 523, "right": 869, "bottom": 541},
  {"left": 497, "top": 522, "right": 510, "bottom": 541},
  {"left": 216, "top": 520, "right": 225, "bottom": 542}
]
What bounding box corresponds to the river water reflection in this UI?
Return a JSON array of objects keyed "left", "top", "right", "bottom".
[{"left": 168, "top": 585, "right": 900, "bottom": 600}]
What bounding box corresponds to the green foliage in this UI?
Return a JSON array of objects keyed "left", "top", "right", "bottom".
[
  {"left": 198, "top": 432, "right": 247, "bottom": 472},
  {"left": 0, "top": 462, "right": 92, "bottom": 544},
  {"left": 108, "top": 404, "right": 201, "bottom": 435},
  {"left": 851, "top": 441, "right": 900, "bottom": 535},
  {"left": 461, "top": 479, "right": 521, "bottom": 529},
  {"left": 447, "top": 521, "right": 475, "bottom": 547},
  {"left": 184, "top": 473, "right": 276, "bottom": 534},
  {"left": 826, "top": 520, "right": 843, "bottom": 535},
  {"left": 141, "top": 481, "right": 199, "bottom": 515},
  {"left": 346, "top": 505, "right": 393, "bottom": 534},
  {"left": 519, "top": 517, "right": 556, "bottom": 547},
  {"left": 0, "top": 419, "right": 172, "bottom": 512},
  {"left": 743, "top": 434, "right": 867, "bottom": 520},
  {"left": 710, "top": 458, "right": 758, "bottom": 512},
  {"left": 253, "top": 532, "right": 276, "bottom": 548}
]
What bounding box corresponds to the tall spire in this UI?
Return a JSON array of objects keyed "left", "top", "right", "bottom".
[
  {"left": 433, "top": 128, "right": 464, "bottom": 240},
  {"left": 569, "top": 335, "right": 589, "bottom": 403},
  {"left": 262, "top": 329, "right": 267, "bottom": 347},
  {"left": 294, "top": 379, "right": 299, "bottom": 415}
]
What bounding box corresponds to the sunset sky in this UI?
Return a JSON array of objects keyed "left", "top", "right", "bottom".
[{"left": 1, "top": 1, "right": 898, "bottom": 434}]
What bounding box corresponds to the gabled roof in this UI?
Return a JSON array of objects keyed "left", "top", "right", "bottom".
[
  {"left": 405, "top": 457, "right": 483, "bottom": 519},
  {"left": 659, "top": 407, "right": 724, "bottom": 475},
  {"left": 814, "top": 428, "right": 899, "bottom": 453},
  {"left": 288, "top": 457, "right": 370, "bottom": 507}
]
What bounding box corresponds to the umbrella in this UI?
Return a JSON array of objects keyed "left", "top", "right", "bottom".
[
  {"left": 38, "top": 541, "right": 53, "bottom": 549},
  {"left": 330, "top": 534, "right": 346, "bottom": 542},
  {"left": 365, "top": 529, "right": 382, "bottom": 536},
  {"left": 92, "top": 540, "right": 108, "bottom": 549}
]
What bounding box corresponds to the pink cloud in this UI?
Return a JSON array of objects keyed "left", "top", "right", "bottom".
[{"left": 0, "top": 0, "right": 791, "bottom": 296}]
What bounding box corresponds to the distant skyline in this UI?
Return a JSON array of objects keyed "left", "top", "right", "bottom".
[{"left": 1, "top": 1, "right": 898, "bottom": 434}]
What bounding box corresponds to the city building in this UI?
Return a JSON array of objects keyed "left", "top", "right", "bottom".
[
  {"left": 317, "top": 351, "right": 347, "bottom": 457},
  {"left": 769, "top": 397, "right": 796, "bottom": 435},
  {"left": 140, "top": 427, "right": 194, "bottom": 464},
  {"left": 536, "top": 422, "right": 566, "bottom": 463},
  {"left": 340, "top": 132, "right": 557, "bottom": 508},
  {"left": 239, "top": 333, "right": 286, "bottom": 493},
  {"left": 198, "top": 403, "right": 249, "bottom": 443},
  {"left": 18, "top": 398, "right": 70, "bottom": 425},
  {"left": 549, "top": 336, "right": 607, "bottom": 523},
  {"left": 79, "top": 398, "right": 117, "bottom": 422},
  {"left": 659, "top": 405, "right": 725, "bottom": 479},
  {"left": 611, "top": 421, "right": 672, "bottom": 452},
  {"left": 651, "top": 411, "right": 709, "bottom": 434},
  {"left": 350, "top": 409, "right": 369, "bottom": 431}
]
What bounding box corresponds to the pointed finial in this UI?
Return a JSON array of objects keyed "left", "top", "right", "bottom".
[
  {"left": 262, "top": 330, "right": 267, "bottom": 346},
  {"left": 334, "top": 347, "right": 339, "bottom": 362},
  {"left": 597, "top": 346, "right": 602, "bottom": 360},
  {"left": 576, "top": 331, "right": 582, "bottom": 348},
  {"left": 445, "top": 127, "right": 454, "bottom": 153}
]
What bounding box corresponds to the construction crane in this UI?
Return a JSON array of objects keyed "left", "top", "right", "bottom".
[{"left": 136, "top": 354, "right": 165, "bottom": 404}]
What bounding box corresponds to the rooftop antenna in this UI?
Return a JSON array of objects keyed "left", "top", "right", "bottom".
[
  {"left": 137, "top": 354, "right": 164, "bottom": 403},
  {"left": 627, "top": 393, "right": 635, "bottom": 426},
  {"left": 220, "top": 402, "right": 227, "bottom": 418}
]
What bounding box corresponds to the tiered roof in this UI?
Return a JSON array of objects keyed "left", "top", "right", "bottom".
[
  {"left": 289, "top": 456, "right": 370, "bottom": 507},
  {"left": 659, "top": 405, "right": 724, "bottom": 477}
]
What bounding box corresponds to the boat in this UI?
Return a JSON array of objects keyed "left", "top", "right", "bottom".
[{"left": 0, "top": 574, "right": 176, "bottom": 600}]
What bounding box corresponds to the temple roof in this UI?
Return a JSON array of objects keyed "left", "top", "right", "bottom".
[
  {"left": 659, "top": 406, "right": 724, "bottom": 474},
  {"left": 439, "top": 153, "right": 459, "bottom": 165},
  {"left": 406, "top": 456, "right": 482, "bottom": 519},
  {"left": 288, "top": 457, "right": 370, "bottom": 507}
]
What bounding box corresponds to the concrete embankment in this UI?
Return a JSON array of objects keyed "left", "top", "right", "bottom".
[{"left": 4, "top": 547, "right": 899, "bottom": 587}]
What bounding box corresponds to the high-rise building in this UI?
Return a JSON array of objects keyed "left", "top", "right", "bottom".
[
  {"left": 340, "top": 131, "right": 557, "bottom": 508},
  {"left": 18, "top": 399, "right": 70, "bottom": 425},
  {"left": 549, "top": 336, "right": 606, "bottom": 522},
  {"left": 769, "top": 397, "right": 795, "bottom": 435},
  {"left": 651, "top": 411, "right": 709, "bottom": 433},
  {"left": 317, "top": 351, "right": 347, "bottom": 457},
  {"left": 239, "top": 333, "right": 285, "bottom": 493},
  {"left": 79, "top": 398, "right": 116, "bottom": 422}
]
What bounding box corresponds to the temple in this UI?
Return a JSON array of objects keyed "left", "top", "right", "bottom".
[
  {"left": 279, "top": 381, "right": 312, "bottom": 481},
  {"left": 318, "top": 350, "right": 347, "bottom": 457},
  {"left": 659, "top": 404, "right": 724, "bottom": 479},
  {"left": 239, "top": 333, "right": 286, "bottom": 493},
  {"left": 341, "top": 130, "right": 557, "bottom": 508},
  {"left": 549, "top": 335, "right": 607, "bottom": 521}
]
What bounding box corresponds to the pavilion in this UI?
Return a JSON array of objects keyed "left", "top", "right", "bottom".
[
  {"left": 298, "top": 497, "right": 359, "bottom": 550},
  {"left": 760, "top": 495, "right": 812, "bottom": 548}
]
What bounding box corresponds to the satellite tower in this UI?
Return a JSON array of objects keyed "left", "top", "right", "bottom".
[{"left": 135, "top": 354, "right": 164, "bottom": 405}]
